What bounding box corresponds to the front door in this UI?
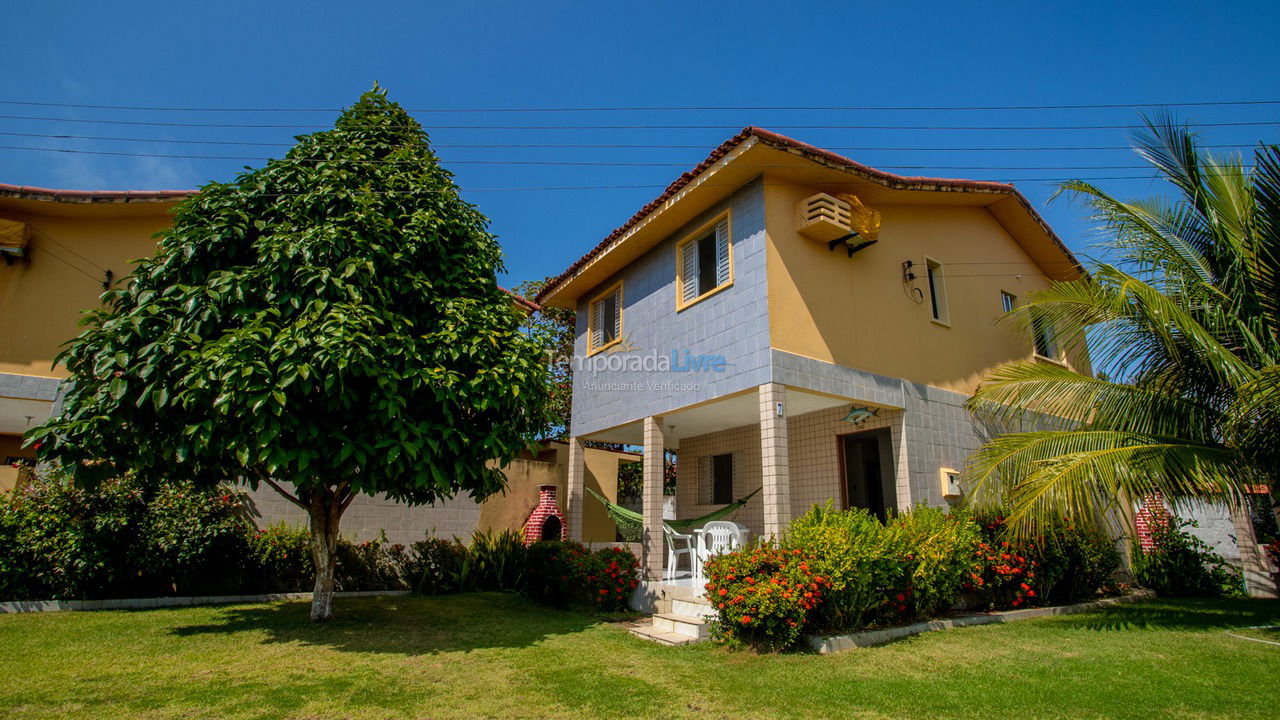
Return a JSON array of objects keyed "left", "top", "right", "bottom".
[{"left": 840, "top": 429, "right": 894, "bottom": 521}]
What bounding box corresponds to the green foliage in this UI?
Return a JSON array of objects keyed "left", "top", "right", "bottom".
[
  {"left": 1132, "top": 518, "right": 1246, "bottom": 597},
  {"left": 464, "top": 529, "right": 527, "bottom": 591},
  {"left": 781, "top": 502, "right": 902, "bottom": 631},
  {"left": 966, "top": 117, "right": 1280, "bottom": 537},
  {"left": 968, "top": 512, "right": 1120, "bottom": 609},
  {"left": 522, "top": 540, "right": 639, "bottom": 611},
  {"left": 144, "top": 483, "right": 253, "bottom": 594},
  {"left": 886, "top": 507, "right": 983, "bottom": 617},
  {"left": 27, "top": 87, "right": 552, "bottom": 618},
  {"left": 703, "top": 542, "right": 830, "bottom": 652},
  {"left": 0, "top": 476, "right": 151, "bottom": 599},
  {"left": 403, "top": 537, "right": 470, "bottom": 595},
  {"left": 246, "top": 524, "right": 313, "bottom": 593},
  {"left": 777, "top": 504, "right": 980, "bottom": 635},
  {"left": 32, "top": 87, "right": 550, "bottom": 502},
  {"left": 512, "top": 277, "right": 575, "bottom": 440}
]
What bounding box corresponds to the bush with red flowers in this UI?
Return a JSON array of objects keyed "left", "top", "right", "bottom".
[
  {"left": 523, "top": 540, "right": 639, "bottom": 612},
  {"left": 702, "top": 541, "right": 831, "bottom": 651},
  {"left": 967, "top": 512, "right": 1120, "bottom": 609}
]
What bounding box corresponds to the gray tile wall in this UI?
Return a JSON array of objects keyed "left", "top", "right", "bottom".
[
  {"left": 570, "top": 177, "right": 771, "bottom": 436},
  {"left": 0, "top": 372, "right": 60, "bottom": 402}
]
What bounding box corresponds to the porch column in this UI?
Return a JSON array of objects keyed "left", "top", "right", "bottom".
[
  {"left": 565, "top": 437, "right": 585, "bottom": 542},
  {"left": 642, "top": 415, "right": 666, "bottom": 580},
  {"left": 759, "top": 383, "right": 791, "bottom": 538}
]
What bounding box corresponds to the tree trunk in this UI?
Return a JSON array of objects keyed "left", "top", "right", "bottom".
[{"left": 307, "top": 489, "right": 343, "bottom": 622}]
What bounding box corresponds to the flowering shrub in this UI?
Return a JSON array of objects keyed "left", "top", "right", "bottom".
[
  {"left": 1132, "top": 518, "right": 1245, "bottom": 597},
  {"left": 146, "top": 482, "right": 252, "bottom": 595},
  {"left": 703, "top": 542, "right": 830, "bottom": 651},
  {"left": 2, "top": 475, "right": 171, "bottom": 599},
  {"left": 523, "top": 540, "right": 639, "bottom": 611},
  {"left": 593, "top": 545, "right": 641, "bottom": 611},
  {"left": 246, "top": 524, "right": 314, "bottom": 592},
  {"left": 782, "top": 503, "right": 904, "bottom": 631},
  {"left": 968, "top": 513, "right": 1120, "bottom": 609}
]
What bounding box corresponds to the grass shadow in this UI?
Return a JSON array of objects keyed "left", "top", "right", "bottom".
[
  {"left": 169, "top": 591, "right": 603, "bottom": 655},
  {"left": 1049, "top": 597, "right": 1280, "bottom": 632}
]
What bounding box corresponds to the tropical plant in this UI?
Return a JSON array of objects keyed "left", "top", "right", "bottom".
[
  {"left": 966, "top": 116, "right": 1280, "bottom": 537},
  {"left": 26, "top": 87, "right": 551, "bottom": 620},
  {"left": 1131, "top": 517, "right": 1245, "bottom": 597}
]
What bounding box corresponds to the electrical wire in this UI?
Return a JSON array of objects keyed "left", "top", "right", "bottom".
[
  {"left": 0, "top": 131, "right": 1266, "bottom": 153},
  {"left": 1, "top": 114, "right": 1276, "bottom": 131},
  {"left": 2, "top": 99, "right": 1279, "bottom": 113},
  {"left": 0, "top": 143, "right": 1190, "bottom": 171}
]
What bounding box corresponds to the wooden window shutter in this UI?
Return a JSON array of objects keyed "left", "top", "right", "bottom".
[
  {"left": 681, "top": 240, "right": 698, "bottom": 303},
  {"left": 715, "top": 218, "right": 731, "bottom": 287}
]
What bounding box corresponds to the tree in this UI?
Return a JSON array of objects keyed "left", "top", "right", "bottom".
[
  {"left": 966, "top": 116, "right": 1280, "bottom": 537},
  {"left": 28, "top": 88, "right": 551, "bottom": 620},
  {"left": 512, "top": 277, "right": 574, "bottom": 439}
]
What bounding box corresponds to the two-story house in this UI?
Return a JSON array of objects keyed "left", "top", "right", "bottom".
[{"left": 536, "top": 127, "right": 1089, "bottom": 580}]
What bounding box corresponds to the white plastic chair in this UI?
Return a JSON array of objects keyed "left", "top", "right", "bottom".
[
  {"left": 662, "top": 524, "right": 696, "bottom": 581},
  {"left": 695, "top": 521, "right": 745, "bottom": 583}
]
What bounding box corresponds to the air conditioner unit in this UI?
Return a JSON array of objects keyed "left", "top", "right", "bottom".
[{"left": 796, "top": 192, "right": 853, "bottom": 243}]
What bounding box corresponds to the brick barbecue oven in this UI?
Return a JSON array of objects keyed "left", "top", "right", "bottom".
[{"left": 522, "top": 484, "right": 566, "bottom": 545}]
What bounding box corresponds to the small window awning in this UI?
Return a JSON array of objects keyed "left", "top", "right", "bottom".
[{"left": 0, "top": 217, "right": 29, "bottom": 259}]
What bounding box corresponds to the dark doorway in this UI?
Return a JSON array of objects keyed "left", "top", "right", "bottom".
[{"left": 840, "top": 429, "right": 895, "bottom": 522}]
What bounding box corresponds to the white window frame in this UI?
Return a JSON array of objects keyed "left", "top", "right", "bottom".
[
  {"left": 587, "top": 281, "right": 623, "bottom": 355},
  {"left": 675, "top": 211, "right": 733, "bottom": 311},
  {"left": 1000, "top": 290, "right": 1017, "bottom": 314}
]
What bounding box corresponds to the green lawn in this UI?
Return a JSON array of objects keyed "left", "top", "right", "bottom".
[{"left": 0, "top": 593, "right": 1276, "bottom": 719}]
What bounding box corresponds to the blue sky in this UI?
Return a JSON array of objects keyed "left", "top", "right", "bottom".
[{"left": 4, "top": 1, "right": 1279, "bottom": 288}]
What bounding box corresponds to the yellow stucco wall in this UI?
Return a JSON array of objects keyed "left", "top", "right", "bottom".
[
  {"left": 478, "top": 442, "right": 630, "bottom": 543},
  {"left": 0, "top": 203, "right": 176, "bottom": 378},
  {"left": 764, "top": 179, "right": 1090, "bottom": 395}
]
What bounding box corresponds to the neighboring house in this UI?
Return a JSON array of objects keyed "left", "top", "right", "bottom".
[
  {"left": 0, "top": 182, "right": 625, "bottom": 544},
  {"left": 536, "top": 127, "right": 1092, "bottom": 579}
]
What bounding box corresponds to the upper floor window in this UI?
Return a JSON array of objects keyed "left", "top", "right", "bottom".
[
  {"left": 1032, "top": 311, "right": 1059, "bottom": 360},
  {"left": 676, "top": 214, "right": 732, "bottom": 309},
  {"left": 925, "top": 257, "right": 949, "bottom": 325},
  {"left": 588, "top": 281, "right": 623, "bottom": 354},
  {"left": 1000, "top": 291, "right": 1016, "bottom": 314}
]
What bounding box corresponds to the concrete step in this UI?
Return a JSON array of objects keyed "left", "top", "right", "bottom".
[
  {"left": 652, "top": 612, "right": 710, "bottom": 639},
  {"left": 672, "top": 597, "right": 716, "bottom": 620},
  {"left": 627, "top": 622, "right": 701, "bottom": 646}
]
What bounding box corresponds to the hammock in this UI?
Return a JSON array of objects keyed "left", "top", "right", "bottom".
[{"left": 586, "top": 486, "right": 760, "bottom": 543}]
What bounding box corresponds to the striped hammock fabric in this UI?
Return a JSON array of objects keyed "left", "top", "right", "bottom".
[{"left": 585, "top": 486, "right": 760, "bottom": 543}]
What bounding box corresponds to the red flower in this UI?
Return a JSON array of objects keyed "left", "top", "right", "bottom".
[
  {"left": 896, "top": 593, "right": 905, "bottom": 602},
  {"left": 718, "top": 588, "right": 727, "bottom": 597},
  {"left": 741, "top": 616, "right": 752, "bottom": 624}
]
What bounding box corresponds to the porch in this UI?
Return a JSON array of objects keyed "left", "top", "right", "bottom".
[{"left": 564, "top": 383, "right": 910, "bottom": 580}]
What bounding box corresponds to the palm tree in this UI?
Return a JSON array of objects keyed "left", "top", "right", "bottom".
[{"left": 965, "top": 116, "right": 1280, "bottom": 537}]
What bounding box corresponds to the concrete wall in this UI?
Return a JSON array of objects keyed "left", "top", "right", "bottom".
[
  {"left": 763, "top": 180, "right": 1091, "bottom": 396},
  {"left": 241, "top": 443, "right": 631, "bottom": 545},
  {"left": 570, "top": 177, "right": 772, "bottom": 436}
]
